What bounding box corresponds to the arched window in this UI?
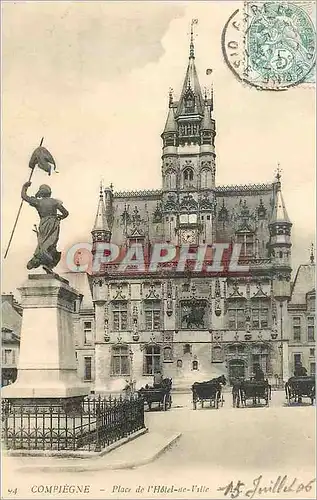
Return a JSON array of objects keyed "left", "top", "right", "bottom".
[
  {"left": 192, "top": 360, "right": 199, "bottom": 370},
  {"left": 163, "top": 346, "right": 172, "bottom": 361},
  {"left": 212, "top": 345, "right": 223, "bottom": 362},
  {"left": 200, "top": 168, "right": 212, "bottom": 189},
  {"left": 144, "top": 345, "right": 161, "bottom": 375},
  {"left": 165, "top": 170, "right": 176, "bottom": 190},
  {"left": 183, "top": 168, "right": 194, "bottom": 188}
]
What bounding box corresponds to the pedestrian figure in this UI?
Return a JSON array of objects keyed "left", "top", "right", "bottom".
[
  {"left": 294, "top": 362, "right": 308, "bottom": 377},
  {"left": 153, "top": 370, "right": 163, "bottom": 388},
  {"left": 253, "top": 364, "right": 265, "bottom": 382}
]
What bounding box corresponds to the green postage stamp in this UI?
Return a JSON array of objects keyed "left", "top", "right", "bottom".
[{"left": 244, "top": 1, "right": 316, "bottom": 89}]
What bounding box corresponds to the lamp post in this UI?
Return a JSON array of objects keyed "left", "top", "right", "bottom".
[{"left": 129, "top": 347, "right": 134, "bottom": 393}]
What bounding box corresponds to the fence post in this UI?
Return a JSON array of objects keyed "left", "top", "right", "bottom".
[
  {"left": 2, "top": 400, "right": 9, "bottom": 449},
  {"left": 94, "top": 396, "right": 102, "bottom": 453}
]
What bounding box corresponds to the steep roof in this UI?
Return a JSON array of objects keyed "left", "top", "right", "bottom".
[
  {"left": 289, "top": 264, "right": 315, "bottom": 304},
  {"left": 175, "top": 33, "right": 204, "bottom": 118},
  {"left": 93, "top": 185, "right": 109, "bottom": 232},
  {"left": 271, "top": 188, "right": 290, "bottom": 223},
  {"left": 1, "top": 300, "right": 22, "bottom": 336},
  {"left": 163, "top": 106, "right": 177, "bottom": 133}
]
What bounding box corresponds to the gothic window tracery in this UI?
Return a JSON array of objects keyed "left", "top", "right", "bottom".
[
  {"left": 218, "top": 199, "right": 229, "bottom": 223},
  {"left": 200, "top": 168, "right": 212, "bottom": 189},
  {"left": 184, "top": 88, "right": 195, "bottom": 114},
  {"left": 257, "top": 198, "right": 267, "bottom": 219},
  {"left": 165, "top": 169, "right": 177, "bottom": 190},
  {"left": 183, "top": 168, "right": 194, "bottom": 188}
]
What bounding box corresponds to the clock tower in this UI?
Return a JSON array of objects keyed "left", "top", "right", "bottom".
[{"left": 161, "top": 20, "right": 216, "bottom": 246}]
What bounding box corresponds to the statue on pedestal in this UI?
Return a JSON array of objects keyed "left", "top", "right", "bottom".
[{"left": 21, "top": 181, "right": 69, "bottom": 272}]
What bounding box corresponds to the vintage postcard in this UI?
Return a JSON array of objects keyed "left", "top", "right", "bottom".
[{"left": 1, "top": 1, "right": 316, "bottom": 499}]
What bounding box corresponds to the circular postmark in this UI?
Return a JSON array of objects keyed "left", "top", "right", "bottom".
[{"left": 222, "top": 2, "right": 316, "bottom": 90}]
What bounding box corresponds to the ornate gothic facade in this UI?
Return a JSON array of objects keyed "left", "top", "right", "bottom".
[{"left": 86, "top": 36, "right": 301, "bottom": 393}]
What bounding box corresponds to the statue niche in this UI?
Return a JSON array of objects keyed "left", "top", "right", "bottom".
[{"left": 181, "top": 299, "right": 207, "bottom": 329}]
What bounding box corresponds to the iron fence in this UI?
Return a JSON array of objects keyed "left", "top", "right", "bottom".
[{"left": 1, "top": 395, "right": 145, "bottom": 453}]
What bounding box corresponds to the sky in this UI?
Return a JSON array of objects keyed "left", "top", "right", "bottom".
[{"left": 2, "top": 0, "right": 316, "bottom": 296}]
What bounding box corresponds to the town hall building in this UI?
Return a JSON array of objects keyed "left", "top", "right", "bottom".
[{"left": 79, "top": 31, "right": 302, "bottom": 393}]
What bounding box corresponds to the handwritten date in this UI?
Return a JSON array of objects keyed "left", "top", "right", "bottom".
[{"left": 218, "top": 475, "right": 316, "bottom": 498}]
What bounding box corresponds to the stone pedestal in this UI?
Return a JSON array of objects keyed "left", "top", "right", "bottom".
[{"left": 1, "top": 274, "right": 88, "bottom": 405}]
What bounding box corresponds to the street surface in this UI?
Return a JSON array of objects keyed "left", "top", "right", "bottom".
[{"left": 2, "top": 391, "right": 315, "bottom": 500}]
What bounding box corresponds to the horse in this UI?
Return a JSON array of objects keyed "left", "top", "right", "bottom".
[
  {"left": 182, "top": 308, "right": 205, "bottom": 328},
  {"left": 193, "top": 374, "right": 227, "bottom": 391},
  {"left": 285, "top": 376, "right": 315, "bottom": 404},
  {"left": 192, "top": 375, "right": 227, "bottom": 409}
]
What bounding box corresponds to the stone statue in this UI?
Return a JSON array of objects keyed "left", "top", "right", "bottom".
[{"left": 21, "top": 181, "right": 69, "bottom": 272}]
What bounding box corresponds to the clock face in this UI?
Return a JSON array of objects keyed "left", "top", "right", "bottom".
[{"left": 180, "top": 229, "right": 196, "bottom": 244}]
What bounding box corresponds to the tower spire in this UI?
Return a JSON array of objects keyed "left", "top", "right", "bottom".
[
  {"left": 92, "top": 182, "right": 110, "bottom": 235},
  {"left": 310, "top": 243, "right": 315, "bottom": 264},
  {"left": 189, "top": 19, "right": 198, "bottom": 59},
  {"left": 272, "top": 164, "right": 290, "bottom": 223},
  {"left": 176, "top": 19, "right": 203, "bottom": 117}
]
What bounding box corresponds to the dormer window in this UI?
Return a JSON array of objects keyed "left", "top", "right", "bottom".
[{"left": 184, "top": 88, "right": 195, "bottom": 114}]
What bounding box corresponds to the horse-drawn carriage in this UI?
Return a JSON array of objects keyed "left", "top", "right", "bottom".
[
  {"left": 137, "top": 378, "right": 172, "bottom": 411},
  {"left": 192, "top": 375, "right": 226, "bottom": 410},
  {"left": 285, "top": 376, "right": 315, "bottom": 405},
  {"left": 232, "top": 379, "right": 271, "bottom": 407}
]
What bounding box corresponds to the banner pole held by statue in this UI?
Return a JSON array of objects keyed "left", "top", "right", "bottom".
[{"left": 3, "top": 137, "right": 59, "bottom": 259}]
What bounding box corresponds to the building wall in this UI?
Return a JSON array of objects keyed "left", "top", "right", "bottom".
[
  {"left": 1, "top": 339, "right": 20, "bottom": 386},
  {"left": 288, "top": 306, "right": 316, "bottom": 377},
  {"left": 89, "top": 275, "right": 291, "bottom": 392}
]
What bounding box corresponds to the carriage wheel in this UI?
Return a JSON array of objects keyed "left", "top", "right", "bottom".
[
  {"left": 239, "top": 390, "right": 244, "bottom": 408},
  {"left": 265, "top": 392, "right": 270, "bottom": 407},
  {"left": 285, "top": 384, "right": 291, "bottom": 405},
  {"left": 168, "top": 394, "right": 172, "bottom": 409},
  {"left": 163, "top": 394, "right": 168, "bottom": 411}
]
